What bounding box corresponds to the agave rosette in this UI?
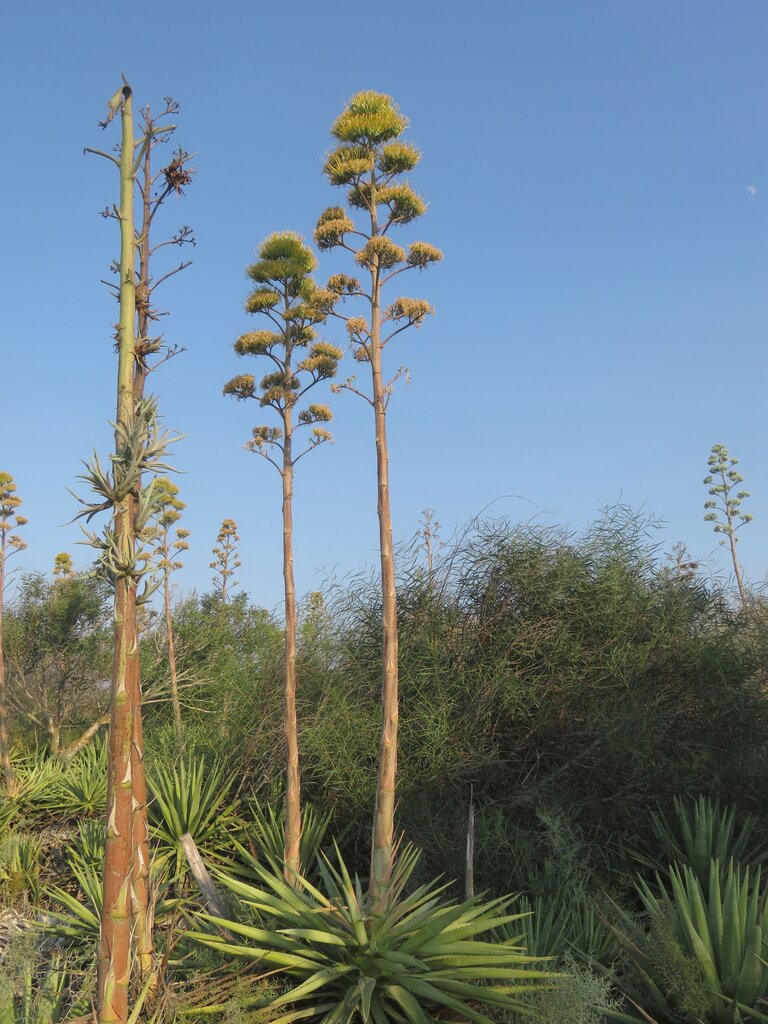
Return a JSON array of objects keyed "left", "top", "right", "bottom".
[{"left": 184, "top": 844, "right": 552, "bottom": 1024}]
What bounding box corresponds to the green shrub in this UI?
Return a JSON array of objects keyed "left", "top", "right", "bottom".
[{"left": 512, "top": 953, "right": 620, "bottom": 1024}]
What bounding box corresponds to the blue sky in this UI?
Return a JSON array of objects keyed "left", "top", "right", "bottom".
[{"left": 2, "top": 1, "right": 767, "bottom": 609}]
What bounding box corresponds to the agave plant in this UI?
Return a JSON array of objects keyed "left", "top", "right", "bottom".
[
  {"left": 0, "top": 831, "right": 44, "bottom": 903},
  {"left": 43, "top": 860, "right": 103, "bottom": 946},
  {"left": 502, "top": 894, "right": 617, "bottom": 967},
  {"left": 0, "top": 753, "right": 66, "bottom": 823},
  {"left": 148, "top": 755, "right": 241, "bottom": 879},
  {"left": 607, "top": 860, "right": 768, "bottom": 1024},
  {"left": 184, "top": 844, "right": 552, "bottom": 1024},
  {"left": 55, "top": 740, "right": 107, "bottom": 819},
  {"left": 67, "top": 819, "right": 105, "bottom": 871},
  {"left": 45, "top": 858, "right": 175, "bottom": 949},
  {"left": 638, "top": 795, "right": 766, "bottom": 887},
  {"left": 232, "top": 801, "right": 332, "bottom": 881}
]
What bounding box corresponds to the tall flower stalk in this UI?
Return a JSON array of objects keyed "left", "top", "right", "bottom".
[
  {"left": 152, "top": 477, "right": 189, "bottom": 740},
  {"left": 80, "top": 79, "right": 184, "bottom": 1021},
  {"left": 703, "top": 443, "right": 753, "bottom": 609},
  {"left": 316, "top": 91, "right": 442, "bottom": 903},
  {"left": 224, "top": 232, "right": 340, "bottom": 882},
  {"left": 96, "top": 80, "right": 139, "bottom": 1024},
  {"left": 129, "top": 98, "right": 193, "bottom": 979},
  {"left": 210, "top": 519, "right": 241, "bottom": 603}
]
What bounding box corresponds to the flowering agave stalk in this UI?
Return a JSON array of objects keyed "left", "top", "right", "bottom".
[
  {"left": 79, "top": 79, "right": 181, "bottom": 1023},
  {"left": 183, "top": 844, "right": 551, "bottom": 1024},
  {"left": 0, "top": 471, "right": 27, "bottom": 797},
  {"left": 703, "top": 443, "right": 753, "bottom": 609},
  {"left": 150, "top": 477, "right": 189, "bottom": 740},
  {"left": 224, "top": 232, "right": 340, "bottom": 884},
  {"left": 129, "top": 98, "right": 193, "bottom": 983},
  {"left": 209, "top": 518, "right": 241, "bottom": 602},
  {"left": 85, "top": 81, "right": 193, "bottom": 995},
  {"left": 315, "top": 91, "right": 442, "bottom": 904}
]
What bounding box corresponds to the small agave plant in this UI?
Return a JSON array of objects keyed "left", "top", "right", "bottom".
[
  {"left": 184, "top": 844, "right": 552, "bottom": 1024},
  {"left": 147, "top": 755, "right": 241, "bottom": 879},
  {"left": 637, "top": 795, "right": 766, "bottom": 887},
  {"left": 606, "top": 859, "right": 768, "bottom": 1024}
]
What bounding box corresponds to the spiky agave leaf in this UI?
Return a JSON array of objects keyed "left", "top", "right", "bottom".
[
  {"left": 147, "top": 755, "right": 241, "bottom": 879},
  {"left": 55, "top": 739, "right": 108, "bottom": 819},
  {"left": 183, "top": 845, "right": 552, "bottom": 1024},
  {"left": 605, "top": 860, "right": 768, "bottom": 1023},
  {"left": 223, "top": 801, "right": 333, "bottom": 884},
  {"left": 637, "top": 795, "right": 767, "bottom": 886}
]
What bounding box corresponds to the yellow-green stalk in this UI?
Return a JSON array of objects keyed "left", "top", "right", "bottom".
[
  {"left": 316, "top": 92, "right": 442, "bottom": 905},
  {"left": 151, "top": 477, "right": 189, "bottom": 740},
  {"left": 224, "top": 233, "right": 340, "bottom": 883}
]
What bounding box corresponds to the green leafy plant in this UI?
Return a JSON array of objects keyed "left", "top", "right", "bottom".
[
  {"left": 184, "top": 844, "right": 551, "bottom": 1024},
  {"left": 0, "top": 831, "right": 44, "bottom": 904},
  {"left": 148, "top": 755, "right": 241, "bottom": 878},
  {"left": 638, "top": 795, "right": 766, "bottom": 887},
  {"left": 243, "top": 801, "right": 332, "bottom": 878},
  {"left": 510, "top": 953, "right": 620, "bottom": 1024},
  {"left": 44, "top": 860, "right": 103, "bottom": 946},
  {"left": 0, "top": 951, "right": 90, "bottom": 1024},
  {"left": 68, "top": 819, "right": 105, "bottom": 871},
  {"left": 503, "top": 894, "right": 617, "bottom": 967},
  {"left": 55, "top": 739, "right": 107, "bottom": 819},
  {"left": 608, "top": 860, "right": 768, "bottom": 1023},
  {"left": 0, "top": 753, "right": 66, "bottom": 822},
  {"left": 45, "top": 859, "right": 174, "bottom": 953}
]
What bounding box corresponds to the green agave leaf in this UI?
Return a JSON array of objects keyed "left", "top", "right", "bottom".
[
  {"left": 271, "top": 965, "right": 357, "bottom": 1008},
  {"left": 385, "top": 984, "right": 430, "bottom": 1024},
  {"left": 397, "top": 976, "right": 498, "bottom": 1024},
  {"left": 195, "top": 912, "right": 328, "bottom": 955}
]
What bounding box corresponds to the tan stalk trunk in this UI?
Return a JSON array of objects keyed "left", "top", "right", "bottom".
[
  {"left": 164, "top": 554, "right": 183, "bottom": 740},
  {"left": 368, "top": 202, "right": 400, "bottom": 903},
  {"left": 465, "top": 789, "right": 475, "bottom": 900},
  {"left": 49, "top": 721, "right": 61, "bottom": 758},
  {"left": 282, "top": 416, "right": 301, "bottom": 883},
  {"left": 98, "top": 84, "right": 137, "bottom": 1024},
  {"left": 0, "top": 552, "right": 18, "bottom": 796},
  {"left": 99, "top": 572, "right": 137, "bottom": 1023},
  {"left": 726, "top": 515, "right": 748, "bottom": 610}
]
